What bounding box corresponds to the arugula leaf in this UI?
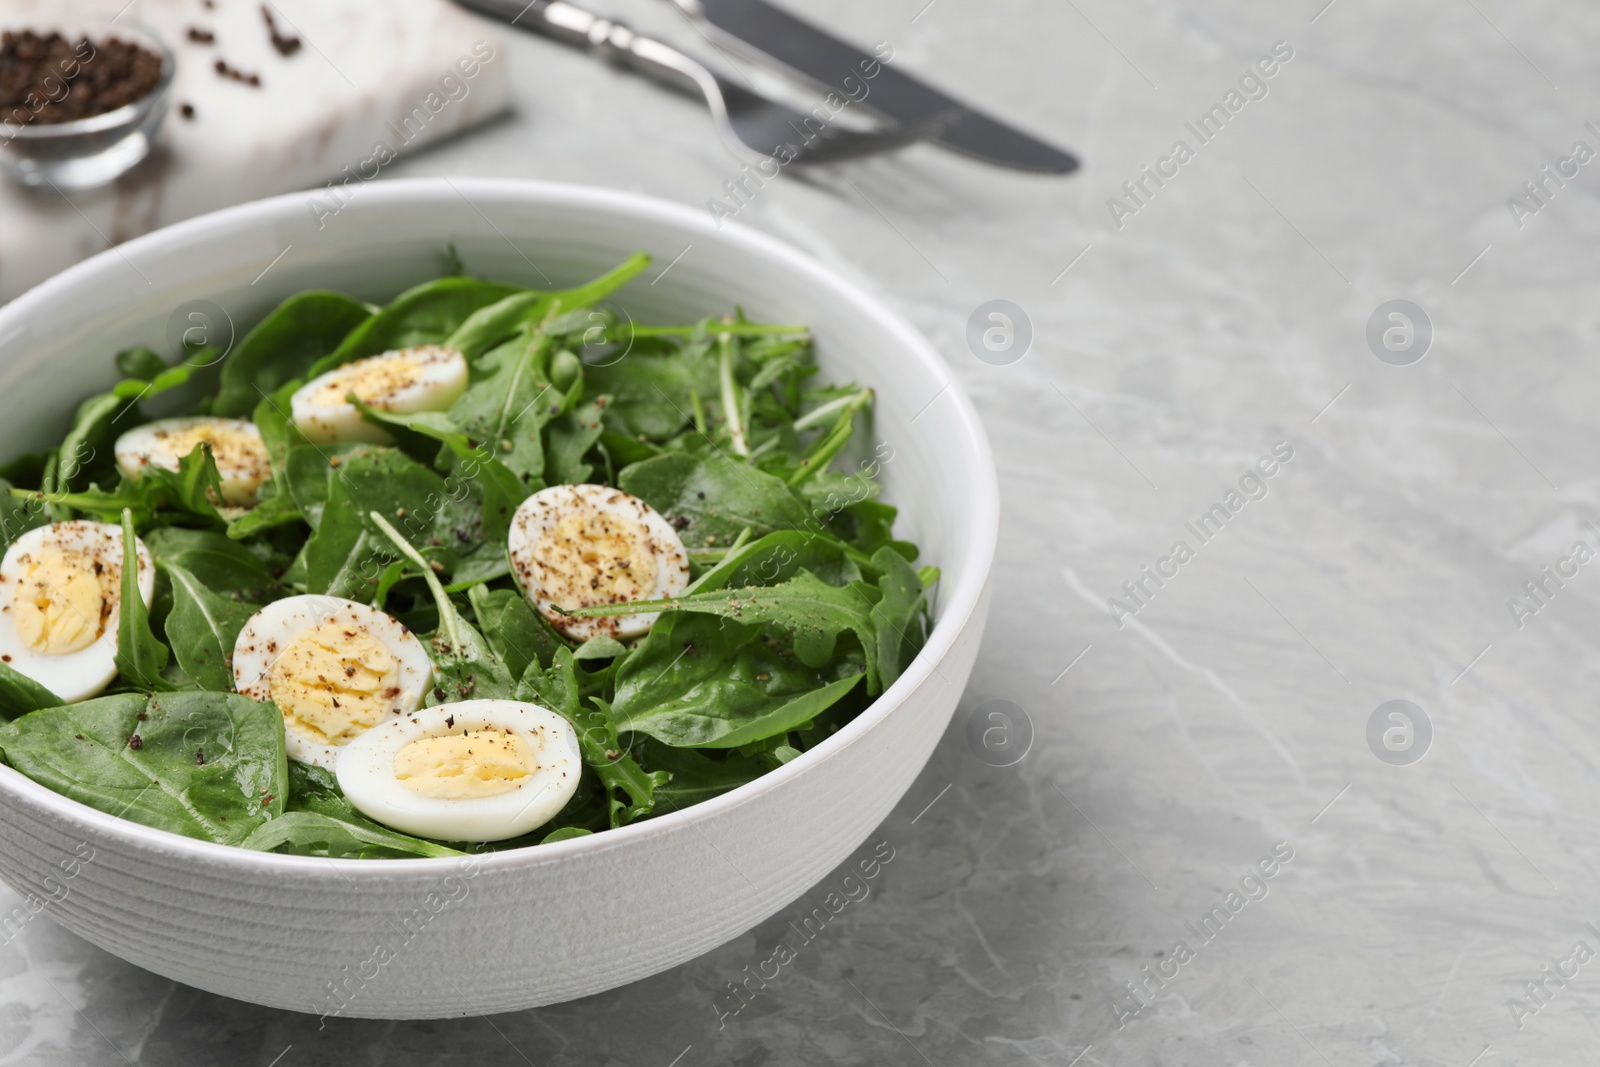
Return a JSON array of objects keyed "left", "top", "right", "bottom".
[
  {"left": 640, "top": 742, "right": 766, "bottom": 812},
  {"left": 369, "top": 511, "right": 514, "bottom": 703},
  {"left": 213, "top": 292, "right": 374, "bottom": 416},
  {"left": 0, "top": 690, "right": 287, "bottom": 846},
  {"left": 618, "top": 452, "right": 813, "bottom": 547},
  {"left": 307, "top": 277, "right": 525, "bottom": 377},
  {"left": 159, "top": 561, "right": 258, "bottom": 691},
  {"left": 562, "top": 570, "right": 881, "bottom": 691},
  {"left": 517, "top": 648, "right": 665, "bottom": 828},
  {"left": 115, "top": 509, "right": 170, "bottom": 690},
  {"left": 447, "top": 329, "right": 556, "bottom": 482},
  {"left": 241, "top": 812, "right": 464, "bottom": 858},
  {"left": 867, "top": 545, "right": 926, "bottom": 691}
]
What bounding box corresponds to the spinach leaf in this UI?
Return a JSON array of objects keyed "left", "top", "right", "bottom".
[
  {"left": 213, "top": 292, "right": 374, "bottom": 416},
  {"left": 299, "top": 447, "right": 477, "bottom": 600},
  {"left": 517, "top": 648, "right": 665, "bottom": 827},
  {"left": 225, "top": 386, "right": 312, "bottom": 540},
  {"left": 468, "top": 585, "right": 564, "bottom": 680},
  {"left": 585, "top": 343, "right": 717, "bottom": 440},
  {"left": 115, "top": 510, "right": 170, "bottom": 690},
  {"left": 0, "top": 661, "right": 62, "bottom": 721},
  {"left": 0, "top": 690, "right": 287, "bottom": 846},
  {"left": 55, "top": 367, "right": 197, "bottom": 492},
  {"left": 611, "top": 612, "right": 864, "bottom": 748},
  {"left": 618, "top": 452, "right": 813, "bottom": 547},
  {"left": 159, "top": 561, "right": 258, "bottom": 691},
  {"left": 544, "top": 397, "right": 606, "bottom": 486},
  {"left": 308, "top": 277, "right": 525, "bottom": 377},
  {"left": 0, "top": 478, "right": 49, "bottom": 552},
  {"left": 350, "top": 405, "right": 525, "bottom": 545},
  {"left": 143, "top": 527, "right": 277, "bottom": 595},
  {"left": 540, "top": 826, "right": 593, "bottom": 844}
]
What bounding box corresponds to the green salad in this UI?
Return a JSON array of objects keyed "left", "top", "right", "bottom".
[{"left": 0, "top": 252, "right": 934, "bottom": 858}]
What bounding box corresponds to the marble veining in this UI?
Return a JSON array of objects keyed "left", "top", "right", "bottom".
[{"left": 5, "top": 0, "right": 1600, "bottom": 1063}]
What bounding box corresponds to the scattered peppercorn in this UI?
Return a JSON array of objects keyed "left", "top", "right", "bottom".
[
  {"left": 213, "top": 57, "right": 261, "bottom": 87},
  {"left": 0, "top": 30, "right": 165, "bottom": 126},
  {"left": 127, "top": 735, "right": 143, "bottom": 750},
  {"left": 179, "top": 101, "right": 195, "bottom": 119},
  {"left": 195, "top": 749, "right": 206, "bottom": 765},
  {"left": 261, "top": 5, "right": 302, "bottom": 57}
]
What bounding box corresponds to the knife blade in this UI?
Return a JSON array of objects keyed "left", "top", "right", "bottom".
[{"left": 674, "top": 0, "right": 1079, "bottom": 174}]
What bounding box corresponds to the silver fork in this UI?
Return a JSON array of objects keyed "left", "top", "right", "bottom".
[{"left": 456, "top": 0, "right": 943, "bottom": 164}]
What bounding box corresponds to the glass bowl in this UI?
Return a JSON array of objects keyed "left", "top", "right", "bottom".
[{"left": 0, "top": 21, "right": 175, "bottom": 190}]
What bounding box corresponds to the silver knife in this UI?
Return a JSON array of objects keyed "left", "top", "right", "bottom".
[{"left": 671, "top": 0, "right": 1079, "bottom": 174}]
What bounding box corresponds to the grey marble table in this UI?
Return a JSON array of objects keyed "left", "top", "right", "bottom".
[{"left": 5, "top": 0, "right": 1599, "bottom": 1063}]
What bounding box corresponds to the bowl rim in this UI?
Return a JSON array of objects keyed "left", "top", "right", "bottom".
[
  {"left": 0, "top": 18, "right": 176, "bottom": 140},
  {"left": 0, "top": 177, "right": 999, "bottom": 877}
]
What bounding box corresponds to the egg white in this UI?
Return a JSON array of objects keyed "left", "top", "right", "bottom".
[
  {"left": 0, "top": 522, "right": 154, "bottom": 703},
  {"left": 335, "top": 700, "right": 583, "bottom": 842},
  {"left": 231, "top": 594, "right": 433, "bottom": 767},
  {"left": 114, "top": 416, "right": 271, "bottom": 508},
  {"left": 507, "top": 484, "right": 691, "bottom": 641},
  {"left": 290, "top": 344, "right": 468, "bottom": 444}
]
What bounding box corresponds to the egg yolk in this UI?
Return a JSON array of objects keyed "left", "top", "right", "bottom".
[
  {"left": 394, "top": 728, "right": 535, "bottom": 799},
  {"left": 530, "top": 511, "right": 659, "bottom": 605},
  {"left": 10, "top": 544, "right": 115, "bottom": 654},
  {"left": 267, "top": 619, "right": 403, "bottom": 746},
  {"left": 145, "top": 423, "right": 270, "bottom": 506},
  {"left": 308, "top": 353, "right": 426, "bottom": 409}
]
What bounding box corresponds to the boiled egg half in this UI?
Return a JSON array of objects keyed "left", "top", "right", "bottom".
[
  {"left": 0, "top": 521, "right": 154, "bottom": 702},
  {"left": 507, "top": 484, "right": 691, "bottom": 641},
  {"left": 336, "top": 700, "right": 582, "bottom": 842},
  {"left": 114, "top": 416, "right": 272, "bottom": 508},
  {"left": 290, "top": 344, "right": 468, "bottom": 444},
  {"left": 232, "top": 595, "right": 433, "bottom": 767}
]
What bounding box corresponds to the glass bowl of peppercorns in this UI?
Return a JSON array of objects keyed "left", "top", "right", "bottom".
[{"left": 0, "top": 21, "right": 174, "bottom": 190}]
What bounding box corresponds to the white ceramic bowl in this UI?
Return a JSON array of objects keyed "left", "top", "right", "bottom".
[{"left": 0, "top": 180, "right": 996, "bottom": 1018}]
